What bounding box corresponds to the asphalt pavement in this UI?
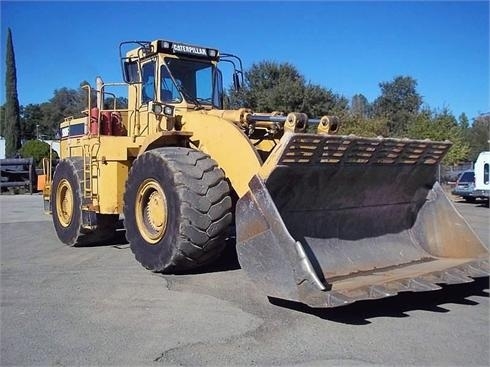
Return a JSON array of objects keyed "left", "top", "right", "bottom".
[{"left": 0, "top": 193, "right": 489, "bottom": 366}]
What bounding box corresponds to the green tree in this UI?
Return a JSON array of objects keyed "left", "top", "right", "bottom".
[
  {"left": 302, "top": 83, "right": 349, "bottom": 118},
  {"left": 458, "top": 112, "right": 471, "bottom": 147},
  {"left": 229, "top": 61, "right": 348, "bottom": 117},
  {"left": 341, "top": 116, "right": 389, "bottom": 137},
  {"left": 468, "top": 113, "right": 490, "bottom": 160},
  {"left": 40, "top": 85, "right": 86, "bottom": 138},
  {"left": 241, "top": 61, "right": 305, "bottom": 112},
  {"left": 19, "top": 139, "right": 58, "bottom": 167},
  {"left": 4, "top": 28, "right": 22, "bottom": 157},
  {"left": 350, "top": 94, "right": 371, "bottom": 119},
  {"left": 21, "top": 104, "right": 45, "bottom": 140},
  {"left": 458, "top": 112, "right": 470, "bottom": 129},
  {"left": 104, "top": 96, "right": 128, "bottom": 109},
  {"left": 0, "top": 103, "right": 5, "bottom": 137},
  {"left": 407, "top": 108, "right": 469, "bottom": 165},
  {"left": 373, "top": 76, "right": 422, "bottom": 136}
]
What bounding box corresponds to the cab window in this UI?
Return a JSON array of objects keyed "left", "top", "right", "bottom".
[
  {"left": 195, "top": 67, "right": 213, "bottom": 102},
  {"left": 141, "top": 61, "right": 156, "bottom": 103},
  {"left": 164, "top": 58, "right": 222, "bottom": 108},
  {"left": 160, "top": 65, "right": 182, "bottom": 102}
]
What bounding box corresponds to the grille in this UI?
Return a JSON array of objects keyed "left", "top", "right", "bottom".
[{"left": 280, "top": 134, "right": 451, "bottom": 166}]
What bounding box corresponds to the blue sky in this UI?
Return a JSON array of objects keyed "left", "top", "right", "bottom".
[{"left": 1, "top": 1, "right": 488, "bottom": 121}]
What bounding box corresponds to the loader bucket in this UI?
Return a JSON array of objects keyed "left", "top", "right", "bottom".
[{"left": 236, "top": 133, "right": 489, "bottom": 307}]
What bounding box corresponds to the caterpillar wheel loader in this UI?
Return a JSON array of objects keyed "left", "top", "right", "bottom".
[{"left": 43, "top": 39, "right": 489, "bottom": 308}]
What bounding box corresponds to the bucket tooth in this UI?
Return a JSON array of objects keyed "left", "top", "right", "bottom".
[
  {"left": 406, "top": 277, "right": 442, "bottom": 292},
  {"left": 384, "top": 281, "right": 410, "bottom": 293},
  {"left": 441, "top": 269, "right": 474, "bottom": 284},
  {"left": 464, "top": 264, "right": 489, "bottom": 278},
  {"left": 368, "top": 285, "right": 397, "bottom": 299},
  {"left": 325, "top": 292, "right": 354, "bottom": 308},
  {"left": 336, "top": 285, "right": 397, "bottom": 303},
  {"left": 421, "top": 272, "right": 445, "bottom": 284},
  {"left": 479, "top": 260, "right": 490, "bottom": 272}
]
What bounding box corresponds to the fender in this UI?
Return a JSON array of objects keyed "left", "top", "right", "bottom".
[
  {"left": 181, "top": 111, "right": 263, "bottom": 198},
  {"left": 137, "top": 131, "right": 194, "bottom": 156}
]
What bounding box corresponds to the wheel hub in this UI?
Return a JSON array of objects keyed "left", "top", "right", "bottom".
[
  {"left": 145, "top": 191, "right": 165, "bottom": 232},
  {"left": 136, "top": 179, "right": 168, "bottom": 244},
  {"left": 56, "top": 179, "right": 74, "bottom": 227}
]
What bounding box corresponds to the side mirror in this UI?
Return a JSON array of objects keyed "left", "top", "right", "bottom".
[
  {"left": 233, "top": 71, "right": 241, "bottom": 91},
  {"left": 123, "top": 60, "right": 139, "bottom": 84}
]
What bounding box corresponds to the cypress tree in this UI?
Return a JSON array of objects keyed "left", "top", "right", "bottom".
[{"left": 4, "top": 28, "right": 21, "bottom": 157}]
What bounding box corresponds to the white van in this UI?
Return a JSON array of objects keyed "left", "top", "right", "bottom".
[{"left": 474, "top": 151, "right": 489, "bottom": 199}]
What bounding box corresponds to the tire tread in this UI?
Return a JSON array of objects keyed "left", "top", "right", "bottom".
[{"left": 124, "top": 147, "right": 232, "bottom": 272}]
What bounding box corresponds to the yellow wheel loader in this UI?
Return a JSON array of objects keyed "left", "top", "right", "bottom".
[{"left": 43, "top": 39, "right": 488, "bottom": 308}]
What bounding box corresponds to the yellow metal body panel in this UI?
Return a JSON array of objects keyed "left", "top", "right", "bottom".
[
  {"left": 180, "top": 110, "right": 262, "bottom": 197},
  {"left": 97, "top": 160, "right": 130, "bottom": 214},
  {"left": 59, "top": 108, "right": 145, "bottom": 214},
  {"left": 59, "top": 135, "right": 138, "bottom": 215},
  {"left": 50, "top": 41, "right": 287, "bottom": 214},
  {"left": 57, "top": 109, "right": 272, "bottom": 209}
]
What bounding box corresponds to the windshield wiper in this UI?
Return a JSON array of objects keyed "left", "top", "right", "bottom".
[{"left": 175, "top": 84, "right": 203, "bottom": 110}]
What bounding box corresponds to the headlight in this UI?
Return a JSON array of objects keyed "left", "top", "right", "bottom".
[
  {"left": 163, "top": 105, "right": 174, "bottom": 116},
  {"left": 149, "top": 101, "right": 174, "bottom": 117},
  {"left": 152, "top": 103, "right": 163, "bottom": 115}
]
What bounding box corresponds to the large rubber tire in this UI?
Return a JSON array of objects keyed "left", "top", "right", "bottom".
[
  {"left": 123, "top": 147, "right": 233, "bottom": 272},
  {"left": 52, "top": 158, "right": 84, "bottom": 245},
  {"left": 51, "top": 158, "right": 118, "bottom": 246}
]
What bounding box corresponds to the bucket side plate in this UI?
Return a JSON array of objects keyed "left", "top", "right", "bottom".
[{"left": 236, "top": 134, "right": 489, "bottom": 307}]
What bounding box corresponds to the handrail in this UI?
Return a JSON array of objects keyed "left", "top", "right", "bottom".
[{"left": 81, "top": 84, "right": 92, "bottom": 115}]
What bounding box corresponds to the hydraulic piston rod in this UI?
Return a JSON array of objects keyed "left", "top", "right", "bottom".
[
  {"left": 246, "top": 113, "right": 340, "bottom": 134},
  {"left": 246, "top": 114, "right": 321, "bottom": 125}
]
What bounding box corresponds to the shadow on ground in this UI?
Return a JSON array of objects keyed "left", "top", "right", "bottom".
[
  {"left": 77, "top": 229, "right": 242, "bottom": 272},
  {"left": 182, "top": 236, "right": 241, "bottom": 274},
  {"left": 74, "top": 228, "right": 130, "bottom": 248},
  {"left": 71, "top": 222, "right": 489, "bottom": 325},
  {"left": 453, "top": 198, "right": 489, "bottom": 207},
  {"left": 269, "top": 277, "right": 490, "bottom": 324}
]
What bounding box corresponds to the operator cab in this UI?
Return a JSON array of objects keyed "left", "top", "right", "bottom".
[{"left": 120, "top": 40, "right": 242, "bottom": 112}]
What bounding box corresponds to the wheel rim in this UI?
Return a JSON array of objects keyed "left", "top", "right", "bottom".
[
  {"left": 135, "top": 179, "right": 168, "bottom": 244},
  {"left": 56, "top": 179, "right": 74, "bottom": 227}
]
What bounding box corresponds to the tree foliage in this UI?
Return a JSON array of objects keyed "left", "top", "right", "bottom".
[
  {"left": 21, "top": 104, "right": 44, "bottom": 140},
  {"left": 0, "top": 104, "right": 5, "bottom": 137},
  {"left": 15, "top": 82, "right": 128, "bottom": 140},
  {"left": 229, "top": 61, "right": 348, "bottom": 117},
  {"left": 342, "top": 116, "right": 389, "bottom": 137},
  {"left": 406, "top": 108, "right": 470, "bottom": 165},
  {"left": 467, "top": 114, "right": 490, "bottom": 160},
  {"left": 39, "top": 86, "right": 86, "bottom": 136},
  {"left": 19, "top": 139, "right": 59, "bottom": 167},
  {"left": 4, "top": 28, "right": 22, "bottom": 157},
  {"left": 350, "top": 94, "right": 371, "bottom": 119},
  {"left": 373, "top": 76, "right": 422, "bottom": 136},
  {"left": 104, "top": 96, "right": 128, "bottom": 109}
]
